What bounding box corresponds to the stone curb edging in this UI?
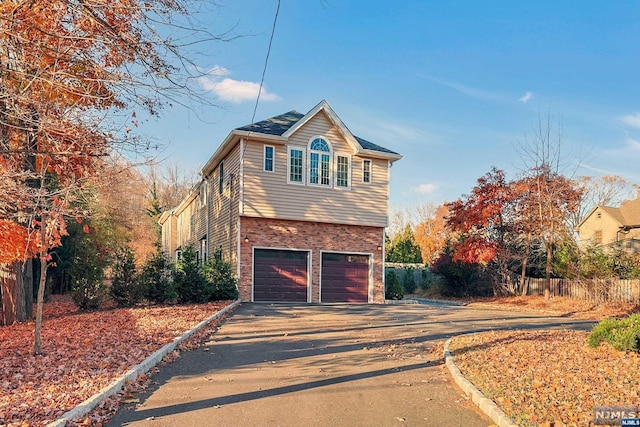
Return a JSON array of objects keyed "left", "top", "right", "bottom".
[
  {"left": 47, "top": 299, "right": 242, "bottom": 427},
  {"left": 444, "top": 336, "right": 519, "bottom": 427}
]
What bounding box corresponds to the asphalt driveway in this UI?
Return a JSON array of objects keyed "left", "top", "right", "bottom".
[{"left": 107, "top": 302, "right": 593, "bottom": 427}]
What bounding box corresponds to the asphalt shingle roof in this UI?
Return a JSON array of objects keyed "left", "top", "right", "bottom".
[
  {"left": 236, "top": 110, "right": 399, "bottom": 155},
  {"left": 354, "top": 136, "right": 400, "bottom": 155},
  {"left": 236, "top": 111, "right": 304, "bottom": 136}
]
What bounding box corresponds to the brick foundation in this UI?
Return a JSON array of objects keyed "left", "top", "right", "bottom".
[{"left": 239, "top": 216, "right": 385, "bottom": 303}]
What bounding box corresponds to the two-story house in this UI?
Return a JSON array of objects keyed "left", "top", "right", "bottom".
[
  {"left": 159, "top": 100, "right": 402, "bottom": 303},
  {"left": 576, "top": 191, "right": 640, "bottom": 253}
]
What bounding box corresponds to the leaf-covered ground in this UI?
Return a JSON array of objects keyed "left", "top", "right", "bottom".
[
  {"left": 0, "top": 296, "right": 232, "bottom": 426},
  {"left": 449, "top": 297, "right": 640, "bottom": 427}
]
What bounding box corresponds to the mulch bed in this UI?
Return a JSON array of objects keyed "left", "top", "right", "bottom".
[
  {"left": 449, "top": 329, "right": 640, "bottom": 427},
  {"left": 0, "top": 296, "right": 233, "bottom": 426}
]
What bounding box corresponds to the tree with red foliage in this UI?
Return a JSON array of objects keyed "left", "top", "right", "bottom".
[
  {"left": 445, "top": 167, "right": 527, "bottom": 295},
  {"left": 0, "top": 0, "right": 228, "bottom": 353}
]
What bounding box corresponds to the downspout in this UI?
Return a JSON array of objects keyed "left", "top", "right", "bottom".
[{"left": 237, "top": 138, "right": 244, "bottom": 281}]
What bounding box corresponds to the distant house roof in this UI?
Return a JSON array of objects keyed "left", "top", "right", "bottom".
[
  {"left": 618, "top": 197, "right": 640, "bottom": 228},
  {"left": 578, "top": 196, "right": 640, "bottom": 231},
  {"left": 236, "top": 109, "right": 400, "bottom": 156},
  {"left": 601, "top": 206, "right": 626, "bottom": 224}
]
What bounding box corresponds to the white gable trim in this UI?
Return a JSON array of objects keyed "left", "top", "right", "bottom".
[{"left": 282, "top": 100, "right": 361, "bottom": 153}]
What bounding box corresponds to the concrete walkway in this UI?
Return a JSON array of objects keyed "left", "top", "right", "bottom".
[{"left": 107, "top": 303, "right": 593, "bottom": 427}]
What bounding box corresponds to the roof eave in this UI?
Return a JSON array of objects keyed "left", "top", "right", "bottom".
[
  {"left": 200, "top": 130, "right": 287, "bottom": 177},
  {"left": 356, "top": 148, "right": 403, "bottom": 162}
]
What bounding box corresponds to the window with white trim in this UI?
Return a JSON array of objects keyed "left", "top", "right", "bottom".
[
  {"left": 200, "top": 236, "right": 207, "bottom": 265},
  {"left": 308, "top": 137, "right": 331, "bottom": 186},
  {"left": 363, "top": 159, "right": 372, "bottom": 183},
  {"left": 264, "top": 145, "right": 274, "bottom": 172},
  {"left": 199, "top": 180, "right": 207, "bottom": 207},
  {"left": 218, "top": 161, "right": 224, "bottom": 194},
  {"left": 335, "top": 155, "right": 350, "bottom": 188},
  {"left": 288, "top": 147, "right": 304, "bottom": 183}
]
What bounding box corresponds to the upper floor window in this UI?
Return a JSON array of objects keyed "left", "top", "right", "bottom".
[
  {"left": 199, "top": 180, "right": 207, "bottom": 207},
  {"left": 336, "top": 155, "right": 350, "bottom": 188},
  {"left": 218, "top": 161, "right": 224, "bottom": 194},
  {"left": 288, "top": 147, "right": 304, "bottom": 183},
  {"left": 594, "top": 230, "right": 603, "bottom": 244},
  {"left": 309, "top": 137, "right": 331, "bottom": 186},
  {"left": 363, "top": 159, "right": 372, "bottom": 183},
  {"left": 264, "top": 145, "right": 274, "bottom": 172}
]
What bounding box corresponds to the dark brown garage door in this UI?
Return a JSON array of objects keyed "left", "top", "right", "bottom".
[
  {"left": 321, "top": 253, "right": 370, "bottom": 303},
  {"left": 253, "top": 249, "right": 308, "bottom": 302}
]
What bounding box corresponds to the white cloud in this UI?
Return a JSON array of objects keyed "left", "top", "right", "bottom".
[
  {"left": 415, "top": 183, "right": 438, "bottom": 194},
  {"left": 197, "top": 66, "right": 280, "bottom": 104},
  {"left": 518, "top": 91, "right": 533, "bottom": 103},
  {"left": 620, "top": 112, "right": 640, "bottom": 129}
]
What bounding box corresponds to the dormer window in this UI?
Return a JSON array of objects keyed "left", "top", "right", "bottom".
[{"left": 309, "top": 137, "right": 331, "bottom": 186}]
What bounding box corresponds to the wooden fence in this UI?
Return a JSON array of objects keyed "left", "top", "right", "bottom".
[
  {"left": 524, "top": 277, "right": 640, "bottom": 304},
  {"left": 385, "top": 263, "right": 640, "bottom": 304}
]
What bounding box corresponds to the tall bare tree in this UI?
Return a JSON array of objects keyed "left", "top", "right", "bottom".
[{"left": 517, "top": 114, "right": 583, "bottom": 299}]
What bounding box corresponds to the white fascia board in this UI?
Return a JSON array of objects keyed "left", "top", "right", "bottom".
[
  {"left": 355, "top": 148, "right": 403, "bottom": 163},
  {"left": 200, "top": 130, "right": 286, "bottom": 178}
]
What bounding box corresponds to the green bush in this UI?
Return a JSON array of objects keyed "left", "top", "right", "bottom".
[
  {"left": 173, "top": 246, "right": 212, "bottom": 304},
  {"left": 204, "top": 257, "right": 238, "bottom": 301},
  {"left": 72, "top": 276, "right": 107, "bottom": 310},
  {"left": 110, "top": 246, "right": 142, "bottom": 307},
  {"left": 385, "top": 270, "right": 403, "bottom": 300},
  {"left": 588, "top": 314, "right": 640, "bottom": 353},
  {"left": 402, "top": 267, "right": 417, "bottom": 294},
  {"left": 70, "top": 231, "right": 108, "bottom": 310},
  {"left": 140, "top": 247, "right": 176, "bottom": 304}
]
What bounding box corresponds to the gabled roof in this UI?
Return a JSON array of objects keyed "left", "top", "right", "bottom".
[
  {"left": 201, "top": 100, "right": 402, "bottom": 177},
  {"left": 577, "top": 196, "right": 640, "bottom": 231},
  {"left": 619, "top": 197, "right": 640, "bottom": 227},
  {"left": 601, "top": 206, "right": 625, "bottom": 224},
  {"left": 235, "top": 111, "right": 304, "bottom": 136},
  {"left": 354, "top": 136, "right": 399, "bottom": 155}
]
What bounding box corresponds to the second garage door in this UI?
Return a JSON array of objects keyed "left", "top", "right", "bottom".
[
  {"left": 253, "top": 249, "right": 309, "bottom": 302},
  {"left": 321, "top": 253, "right": 370, "bottom": 303}
]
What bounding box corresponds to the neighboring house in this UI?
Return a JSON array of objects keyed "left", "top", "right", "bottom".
[
  {"left": 159, "top": 100, "right": 402, "bottom": 303},
  {"left": 576, "top": 192, "right": 640, "bottom": 253}
]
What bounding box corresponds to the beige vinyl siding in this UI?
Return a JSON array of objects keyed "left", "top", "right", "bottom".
[
  {"left": 207, "top": 144, "right": 241, "bottom": 268},
  {"left": 160, "top": 215, "right": 177, "bottom": 256},
  {"left": 241, "top": 112, "right": 390, "bottom": 227},
  {"left": 578, "top": 208, "right": 622, "bottom": 246},
  {"left": 176, "top": 199, "right": 197, "bottom": 250}
]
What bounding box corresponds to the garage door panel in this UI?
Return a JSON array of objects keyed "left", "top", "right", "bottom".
[
  {"left": 321, "top": 254, "right": 370, "bottom": 303},
  {"left": 254, "top": 249, "right": 308, "bottom": 302}
]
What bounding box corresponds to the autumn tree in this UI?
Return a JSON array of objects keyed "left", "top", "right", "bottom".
[
  {"left": 414, "top": 203, "right": 450, "bottom": 264},
  {"left": 0, "top": 0, "right": 229, "bottom": 353},
  {"left": 518, "top": 115, "right": 583, "bottom": 299},
  {"left": 446, "top": 168, "right": 530, "bottom": 295}
]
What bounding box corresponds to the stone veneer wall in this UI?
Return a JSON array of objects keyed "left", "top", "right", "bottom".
[{"left": 239, "top": 216, "right": 385, "bottom": 303}]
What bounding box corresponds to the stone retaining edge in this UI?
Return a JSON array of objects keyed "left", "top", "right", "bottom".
[
  {"left": 443, "top": 336, "right": 519, "bottom": 427},
  {"left": 47, "top": 299, "right": 242, "bottom": 427}
]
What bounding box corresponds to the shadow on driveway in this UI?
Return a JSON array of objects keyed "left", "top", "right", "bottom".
[{"left": 107, "top": 303, "right": 594, "bottom": 427}]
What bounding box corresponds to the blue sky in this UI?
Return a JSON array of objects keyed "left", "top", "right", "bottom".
[{"left": 142, "top": 0, "right": 640, "bottom": 212}]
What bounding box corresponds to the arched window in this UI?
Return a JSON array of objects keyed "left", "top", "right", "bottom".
[{"left": 309, "top": 137, "right": 331, "bottom": 186}]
